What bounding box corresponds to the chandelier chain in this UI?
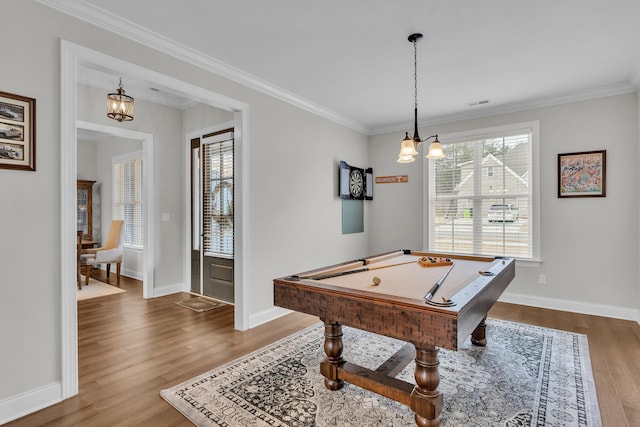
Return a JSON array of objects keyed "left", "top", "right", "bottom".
[{"left": 414, "top": 38, "right": 418, "bottom": 110}]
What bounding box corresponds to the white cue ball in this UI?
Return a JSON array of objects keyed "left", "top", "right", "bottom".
[{"left": 372, "top": 276, "right": 381, "bottom": 286}]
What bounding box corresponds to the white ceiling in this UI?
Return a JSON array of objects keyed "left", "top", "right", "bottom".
[{"left": 42, "top": 0, "right": 640, "bottom": 135}]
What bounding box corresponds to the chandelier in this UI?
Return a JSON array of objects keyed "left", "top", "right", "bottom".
[
  {"left": 397, "top": 33, "right": 444, "bottom": 163},
  {"left": 106, "top": 78, "right": 134, "bottom": 122}
]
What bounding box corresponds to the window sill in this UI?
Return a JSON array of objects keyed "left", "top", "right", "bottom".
[{"left": 516, "top": 258, "right": 542, "bottom": 268}]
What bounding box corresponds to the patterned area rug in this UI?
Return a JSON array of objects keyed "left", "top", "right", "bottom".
[
  {"left": 161, "top": 319, "right": 601, "bottom": 426},
  {"left": 176, "top": 297, "right": 228, "bottom": 312}
]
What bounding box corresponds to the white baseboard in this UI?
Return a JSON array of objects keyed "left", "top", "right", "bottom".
[
  {"left": 0, "top": 382, "right": 61, "bottom": 425},
  {"left": 94, "top": 264, "right": 143, "bottom": 281},
  {"left": 151, "top": 282, "right": 184, "bottom": 298},
  {"left": 121, "top": 268, "right": 143, "bottom": 281},
  {"left": 3, "top": 294, "right": 634, "bottom": 425},
  {"left": 500, "top": 291, "right": 640, "bottom": 324},
  {"left": 249, "top": 306, "right": 292, "bottom": 328},
  {"left": 250, "top": 294, "right": 640, "bottom": 331}
]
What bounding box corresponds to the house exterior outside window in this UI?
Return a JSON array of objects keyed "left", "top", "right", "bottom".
[
  {"left": 426, "top": 122, "right": 539, "bottom": 261},
  {"left": 112, "top": 151, "right": 144, "bottom": 248}
]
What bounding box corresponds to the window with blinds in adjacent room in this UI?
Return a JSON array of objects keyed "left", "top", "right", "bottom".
[
  {"left": 426, "top": 122, "right": 538, "bottom": 260},
  {"left": 202, "top": 132, "right": 234, "bottom": 257},
  {"left": 112, "top": 151, "right": 144, "bottom": 248}
]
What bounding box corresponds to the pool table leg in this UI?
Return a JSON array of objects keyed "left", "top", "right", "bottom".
[
  {"left": 320, "top": 321, "right": 345, "bottom": 390},
  {"left": 471, "top": 315, "right": 487, "bottom": 346},
  {"left": 411, "top": 346, "right": 443, "bottom": 427}
]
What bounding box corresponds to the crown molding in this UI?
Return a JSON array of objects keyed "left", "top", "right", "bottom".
[
  {"left": 35, "top": 0, "right": 640, "bottom": 137},
  {"left": 371, "top": 81, "right": 638, "bottom": 136},
  {"left": 35, "top": 0, "right": 369, "bottom": 134},
  {"left": 631, "top": 61, "right": 640, "bottom": 90}
]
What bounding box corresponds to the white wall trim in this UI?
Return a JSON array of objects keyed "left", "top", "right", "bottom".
[
  {"left": 37, "top": 0, "right": 640, "bottom": 138},
  {"left": 152, "top": 282, "right": 186, "bottom": 298},
  {"left": 60, "top": 40, "right": 251, "bottom": 415},
  {"left": 372, "top": 82, "right": 637, "bottom": 135},
  {"left": 0, "top": 382, "right": 61, "bottom": 425},
  {"left": 234, "top": 110, "right": 250, "bottom": 331},
  {"left": 249, "top": 306, "right": 293, "bottom": 329},
  {"left": 95, "top": 264, "right": 143, "bottom": 281},
  {"left": 34, "top": 0, "right": 366, "bottom": 135},
  {"left": 250, "top": 292, "right": 640, "bottom": 329},
  {"left": 60, "top": 38, "right": 79, "bottom": 401},
  {"left": 631, "top": 61, "right": 640, "bottom": 90},
  {"left": 500, "top": 291, "right": 640, "bottom": 324}
]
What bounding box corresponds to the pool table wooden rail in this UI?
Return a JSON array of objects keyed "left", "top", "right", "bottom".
[
  {"left": 274, "top": 250, "right": 515, "bottom": 426},
  {"left": 274, "top": 250, "right": 515, "bottom": 351}
]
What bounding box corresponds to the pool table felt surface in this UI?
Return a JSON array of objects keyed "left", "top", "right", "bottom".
[{"left": 310, "top": 253, "right": 500, "bottom": 303}]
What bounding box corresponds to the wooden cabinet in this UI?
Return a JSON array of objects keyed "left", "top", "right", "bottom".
[{"left": 77, "top": 180, "right": 96, "bottom": 242}]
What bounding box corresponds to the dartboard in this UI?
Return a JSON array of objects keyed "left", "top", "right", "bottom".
[{"left": 349, "top": 169, "right": 364, "bottom": 198}]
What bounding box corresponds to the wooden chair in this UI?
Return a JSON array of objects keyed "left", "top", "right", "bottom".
[
  {"left": 81, "top": 220, "right": 125, "bottom": 285},
  {"left": 77, "top": 230, "right": 96, "bottom": 289}
]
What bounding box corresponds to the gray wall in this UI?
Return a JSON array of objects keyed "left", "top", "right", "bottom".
[
  {"left": 369, "top": 93, "right": 639, "bottom": 316},
  {"left": 77, "top": 139, "right": 97, "bottom": 181},
  {"left": 183, "top": 103, "right": 235, "bottom": 135},
  {"left": 4, "top": 0, "right": 637, "bottom": 421},
  {"left": 0, "top": 0, "right": 369, "bottom": 411}
]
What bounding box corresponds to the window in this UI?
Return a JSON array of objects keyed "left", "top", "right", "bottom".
[
  {"left": 112, "top": 151, "right": 143, "bottom": 248},
  {"left": 202, "top": 133, "right": 234, "bottom": 257},
  {"left": 426, "top": 122, "right": 539, "bottom": 260}
]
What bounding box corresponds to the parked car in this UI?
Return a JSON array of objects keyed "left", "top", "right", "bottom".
[
  {"left": 0, "top": 124, "right": 20, "bottom": 139},
  {"left": 0, "top": 145, "right": 20, "bottom": 159},
  {"left": 488, "top": 204, "right": 519, "bottom": 222}
]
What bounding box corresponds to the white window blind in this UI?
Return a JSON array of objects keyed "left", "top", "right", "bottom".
[
  {"left": 112, "top": 153, "right": 144, "bottom": 248},
  {"left": 427, "top": 126, "right": 534, "bottom": 259},
  {"left": 202, "top": 132, "right": 234, "bottom": 256}
]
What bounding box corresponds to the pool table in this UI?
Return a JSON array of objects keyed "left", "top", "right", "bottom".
[{"left": 273, "top": 249, "right": 515, "bottom": 427}]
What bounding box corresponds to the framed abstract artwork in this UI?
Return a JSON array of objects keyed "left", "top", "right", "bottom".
[
  {"left": 0, "top": 91, "right": 36, "bottom": 171},
  {"left": 558, "top": 150, "right": 606, "bottom": 198}
]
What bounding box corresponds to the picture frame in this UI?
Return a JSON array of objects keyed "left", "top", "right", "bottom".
[
  {"left": 558, "top": 150, "right": 606, "bottom": 198},
  {"left": 0, "top": 91, "right": 36, "bottom": 171}
]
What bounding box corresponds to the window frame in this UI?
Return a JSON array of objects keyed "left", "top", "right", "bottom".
[
  {"left": 423, "top": 121, "right": 541, "bottom": 265},
  {"left": 201, "top": 131, "right": 234, "bottom": 258},
  {"left": 112, "top": 150, "right": 144, "bottom": 249}
]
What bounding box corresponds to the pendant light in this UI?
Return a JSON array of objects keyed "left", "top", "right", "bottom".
[
  {"left": 107, "top": 78, "right": 134, "bottom": 122},
  {"left": 397, "top": 33, "right": 444, "bottom": 163}
]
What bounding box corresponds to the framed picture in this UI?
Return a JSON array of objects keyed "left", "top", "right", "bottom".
[
  {"left": 558, "top": 150, "right": 606, "bottom": 198},
  {"left": 0, "top": 91, "right": 35, "bottom": 171}
]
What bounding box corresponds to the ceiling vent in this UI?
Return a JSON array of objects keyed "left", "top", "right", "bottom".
[{"left": 467, "top": 99, "right": 490, "bottom": 107}]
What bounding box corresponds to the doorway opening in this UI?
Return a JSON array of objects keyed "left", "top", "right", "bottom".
[
  {"left": 77, "top": 121, "right": 152, "bottom": 297},
  {"left": 61, "top": 40, "right": 250, "bottom": 400}
]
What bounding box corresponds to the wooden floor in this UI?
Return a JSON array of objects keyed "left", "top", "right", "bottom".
[{"left": 6, "top": 272, "right": 640, "bottom": 426}]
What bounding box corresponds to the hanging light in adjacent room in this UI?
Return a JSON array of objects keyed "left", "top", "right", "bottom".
[
  {"left": 106, "top": 78, "right": 134, "bottom": 122},
  {"left": 397, "top": 33, "right": 444, "bottom": 163}
]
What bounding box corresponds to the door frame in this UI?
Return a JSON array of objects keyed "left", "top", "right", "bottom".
[
  {"left": 60, "top": 40, "right": 250, "bottom": 400},
  {"left": 185, "top": 122, "right": 235, "bottom": 298}
]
